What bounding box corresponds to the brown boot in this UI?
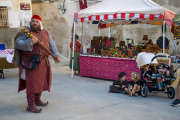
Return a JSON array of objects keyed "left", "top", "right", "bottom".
[
  {"left": 35, "top": 92, "right": 48, "bottom": 106},
  {"left": 27, "top": 93, "right": 42, "bottom": 113}
]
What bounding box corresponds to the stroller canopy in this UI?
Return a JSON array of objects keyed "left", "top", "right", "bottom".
[{"left": 136, "top": 52, "right": 158, "bottom": 68}]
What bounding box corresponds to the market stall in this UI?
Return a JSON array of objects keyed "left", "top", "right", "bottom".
[
  {"left": 72, "top": 0, "right": 177, "bottom": 80},
  {"left": 0, "top": 48, "right": 16, "bottom": 79}
]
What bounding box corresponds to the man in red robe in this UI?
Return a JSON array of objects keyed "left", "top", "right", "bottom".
[{"left": 14, "top": 15, "right": 61, "bottom": 113}]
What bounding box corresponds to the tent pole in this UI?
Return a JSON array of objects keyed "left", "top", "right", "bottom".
[
  {"left": 81, "top": 22, "right": 83, "bottom": 53},
  {"left": 71, "top": 20, "right": 76, "bottom": 79},
  {"left": 99, "top": 28, "right": 100, "bottom": 36},
  {"left": 98, "top": 22, "right": 101, "bottom": 36},
  {"left": 163, "top": 20, "right": 165, "bottom": 53},
  {"left": 82, "top": 22, "right": 83, "bottom": 45},
  {"left": 109, "top": 27, "right": 110, "bottom": 38}
]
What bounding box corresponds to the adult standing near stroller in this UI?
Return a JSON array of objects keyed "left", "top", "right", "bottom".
[
  {"left": 13, "top": 15, "right": 61, "bottom": 113},
  {"left": 171, "top": 55, "right": 180, "bottom": 106}
]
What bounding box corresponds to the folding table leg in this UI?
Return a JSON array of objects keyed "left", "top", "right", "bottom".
[{"left": 0, "top": 69, "right": 4, "bottom": 79}]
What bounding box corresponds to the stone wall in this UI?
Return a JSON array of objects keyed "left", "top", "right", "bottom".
[
  {"left": 0, "top": 28, "right": 21, "bottom": 49},
  {"left": 0, "top": 0, "right": 32, "bottom": 50},
  {"left": 152, "top": 0, "right": 180, "bottom": 13},
  {"left": 0, "top": 0, "right": 32, "bottom": 28}
]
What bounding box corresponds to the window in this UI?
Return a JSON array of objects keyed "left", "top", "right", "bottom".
[{"left": 0, "top": 6, "right": 8, "bottom": 27}]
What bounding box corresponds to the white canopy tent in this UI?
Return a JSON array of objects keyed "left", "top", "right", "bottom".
[
  {"left": 78, "top": 0, "right": 164, "bottom": 19},
  {"left": 71, "top": 0, "right": 176, "bottom": 78}
]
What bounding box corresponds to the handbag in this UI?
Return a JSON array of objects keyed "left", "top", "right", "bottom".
[
  {"left": 21, "top": 55, "right": 41, "bottom": 70},
  {"left": 21, "top": 57, "right": 33, "bottom": 70}
]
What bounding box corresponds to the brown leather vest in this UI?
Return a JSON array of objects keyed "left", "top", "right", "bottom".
[{"left": 23, "top": 30, "right": 50, "bottom": 57}]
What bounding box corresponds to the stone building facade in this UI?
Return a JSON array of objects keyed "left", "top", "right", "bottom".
[{"left": 0, "top": 0, "right": 32, "bottom": 49}]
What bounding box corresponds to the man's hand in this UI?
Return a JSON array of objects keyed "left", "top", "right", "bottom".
[
  {"left": 122, "top": 85, "right": 126, "bottom": 88},
  {"left": 32, "top": 36, "right": 38, "bottom": 44},
  {"left": 56, "top": 56, "right": 61, "bottom": 63},
  {"left": 115, "top": 85, "right": 120, "bottom": 87}
]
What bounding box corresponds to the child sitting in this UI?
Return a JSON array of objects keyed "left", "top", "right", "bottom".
[
  {"left": 130, "top": 72, "right": 141, "bottom": 97},
  {"left": 109, "top": 72, "right": 132, "bottom": 97},
  {"left": 157, "top": 64, "right": 170, "bottom": 77},
  {"left": 153, "top": 64, "right": 170, "bottom": 90}
]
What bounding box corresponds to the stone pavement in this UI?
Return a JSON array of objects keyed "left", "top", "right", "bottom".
[{"left": 0, "top": 57, "right": 180, "bottom": 120}]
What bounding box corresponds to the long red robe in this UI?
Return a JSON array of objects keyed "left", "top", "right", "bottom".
[{"left": 18, "top": 30, "right": 52, "bottom": 93}]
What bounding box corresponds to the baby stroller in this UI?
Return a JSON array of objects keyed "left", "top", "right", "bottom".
[{"left": 136, "top": 52, "right": 179, "bottom": 99}]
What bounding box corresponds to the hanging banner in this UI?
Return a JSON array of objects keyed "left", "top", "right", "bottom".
[
  {"left": 173, "top": 14, "right": 180, "bottom": 26},
  {"left": 79, "top": 0, "right": 87, "bottom": 10}
]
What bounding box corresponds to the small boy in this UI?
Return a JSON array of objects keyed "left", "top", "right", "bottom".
[{"left": 109, "top": 72, "right": 132, "bottom": 97}]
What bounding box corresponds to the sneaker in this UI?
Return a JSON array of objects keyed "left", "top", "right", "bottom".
[
  {"left": 120, "top": 91, "right": 127, "bottom": 94},
  {"left": 135, "top": 93, "right": 139, "bottom": 97},
  {"left": 152, "top": 74, "right": 161, "bottom": 77},
  {"left": 126, "top": 90, "right": 132, "bottom": 97},
  {"left": 171, "top": 99, "right": 180, "bottom": 106}
]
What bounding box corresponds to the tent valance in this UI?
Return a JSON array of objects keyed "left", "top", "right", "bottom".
[{"left": 78, "top": 13, "right": 163, "bottom": 23}]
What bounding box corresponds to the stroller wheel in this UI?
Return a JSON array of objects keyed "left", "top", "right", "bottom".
[
  {"left": 167, "top": 87, "right": 175, "bottom": 99},
  {"left": 141, "top": 85, "right": 148, "bottom": 97}
]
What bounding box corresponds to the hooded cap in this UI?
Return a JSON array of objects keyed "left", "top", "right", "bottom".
[{"left": 28, "top": 15, "right": 43, "bottom": 30}]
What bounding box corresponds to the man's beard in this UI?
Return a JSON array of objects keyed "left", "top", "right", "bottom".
[{"left": 30, "top": 25, "right": 41, "bottom": 32}]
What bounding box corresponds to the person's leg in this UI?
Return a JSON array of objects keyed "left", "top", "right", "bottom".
[
  {"left": 27, "top": 93, "right": 42, "bottom": 113},
  {"left": 69, "top": 51, "right": 77, "bottom": 75},
  {"left": 77, "top": 52, "right": 80, "bottom": 75},
  {"left": 157, "top": 80, "right": 162, "bottom": 90},
  {"left": 74, "top": 52, "right": 80, "bottom": 75},
  {"left": 176, "top": 79, "right": 180, "bottom": 99},
  {"left": 171, "top": 79, "right": 180, "bottom": 106},
  {"left": 132, "top": 84, "right": 139, "bottom": 97},
  {"left": 124, "top": 88, "right": 132, "bottom": 97},
  {"left": 132, "top": 84, "right": 137, "bottom": 95},
  {"left": 73, "top": 69, "right": 77, "bottom": 75},
  {"left": 69, "top": 52, "right": 72, "bottom": 69},
  {"left": 76, "top": 70, "right": 79, "bottom": 75},
  {"left": 35, "top": 92, "right": 48, "bottom": 106},
  {"left": 74, "top": 52, "right": 78, "bottom": 74}
]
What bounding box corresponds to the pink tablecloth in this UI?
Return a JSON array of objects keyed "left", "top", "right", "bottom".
[{"left": 79, "top": 55, "right": 141, "bottom": 82}]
